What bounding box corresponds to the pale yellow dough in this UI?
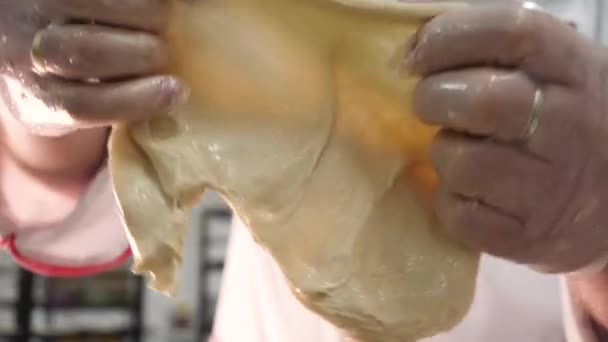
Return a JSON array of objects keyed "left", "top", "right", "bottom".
[{"left": 108, "top": 1, "right": 480, "bottom": 341}]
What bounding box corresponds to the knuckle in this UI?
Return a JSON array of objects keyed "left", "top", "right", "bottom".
[
  {"left": 417, "top": 19, "right": 440, "bottom": 47},
  {"left": 412, "top": 80, "right": 434, "bottom": 118},
  {"left": 38, "top": 81, "right": 91, "bottom": 120},
  {"left": 429, "top": 133, "right": 449, "bottom": 171},
  {"left": 433, "top": 136, "right": 496, "bottom": 199},
  {"left": 435, "top": 137, "right": 473, "bottom": 172},
  {"left": 57, "top": 90, "right": 90, "bottom": 118},
  {"left": 473, "top": 73, "right": 514, "bottom": 135},
  {"left": 439, "top": 193, "right": 477, "bottom": 232},
  {"left": 138, "top": 36, "right": 169, "bottom": 66},
  {"left": 435, "top": 191, "right": 455, "bottom": 225},
  {"left": 503, "top": 5, "right": 534, "bottom": 39},
  {"left": 501, "top": 5, "right": 539, "bottom": 58},
  {"left": 474, "top": 76, "right": 501, "bottom": 125},
  {"left": 454, "top": 200, "right": 479, "bottom": 227}
]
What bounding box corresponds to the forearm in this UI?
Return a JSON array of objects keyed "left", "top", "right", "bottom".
[{"left": 0, "top": 108, "right": 108, "bottom": 184}]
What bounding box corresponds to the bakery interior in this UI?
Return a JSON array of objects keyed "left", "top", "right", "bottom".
[{"left": 0, "top": 192, "right": 228, "bottom": 342}]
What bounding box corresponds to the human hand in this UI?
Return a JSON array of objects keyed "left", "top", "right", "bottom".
[
  {"left": 408, "top": 3, "right": 608, "bottom": 274},
  {"left": 0, "top": 0, "right": 186, "bottom": 136}
]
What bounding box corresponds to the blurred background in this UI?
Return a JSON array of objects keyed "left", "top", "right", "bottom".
[{"left": 0, "top": 192, "right": 231, "bottom": 342}]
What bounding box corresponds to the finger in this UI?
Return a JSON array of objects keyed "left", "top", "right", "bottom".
[
  {"left": 48, "top": 0, "right": 169, "bottom": 32},
  {"left": 413, "top": 69, "right": 537, "bottom": 141},
  {"left": 413, "top": 68, "right": 582, "bottom": 160},
  {"left": 435, "top": 190, "right": 536, "bottom": 263},
  {"left": 38, "top": 75, "right": 187, "bottom": 126},
  {"left": 431, "top": 130, "right": 554, "bottom": 220},
  {"left": 32, "top": 25, "right": 169, "bottom": 81},
  {"left": 405, "top": 4, "right": 592, "bottom": 85}
]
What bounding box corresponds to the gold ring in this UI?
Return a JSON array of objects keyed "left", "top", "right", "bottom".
[{"left": 519, "top": 87, "right": 544, "bottom": 143}]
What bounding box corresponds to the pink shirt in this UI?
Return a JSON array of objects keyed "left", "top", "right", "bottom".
[
  {"left": 211, "top": 219, "right": 600, "bottom": 342},
  {"left": 1, "top": 137, "right": 603, "bottom": 342},
  {"left": 0, "top": 146, "right": 129, "bottom": 276}
]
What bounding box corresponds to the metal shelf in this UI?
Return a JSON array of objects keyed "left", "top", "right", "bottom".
[
  {"left": 196, "top": 206, "right": 232, "bottom": 341},
  {"left": 1, "top": 266, "right": 145, "bottom": 342}
]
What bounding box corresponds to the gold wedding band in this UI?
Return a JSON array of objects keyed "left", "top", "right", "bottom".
[{"left": 519, "top": 87, "right": 544, "bottom": 143}]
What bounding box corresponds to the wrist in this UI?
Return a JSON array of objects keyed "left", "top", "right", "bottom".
[
  {"left": 0, "top": 108, "right": 108, "bottom": 183},
  {"left": 568, "top": 267, "right": 608, "bottom": 330},
  {"left": 567, "top": 255, "right": 608, "bottom": 277}
]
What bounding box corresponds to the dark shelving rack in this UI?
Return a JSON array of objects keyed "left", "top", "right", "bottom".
[
  {"left": 196, "top": 206, "right": 232, "bottom": 341},
  {"left": 4, "top": 263, "right": 145, "bottom": 342},
  {"left": 15, "top": 269, "right": 33, "bottom": 341},
  {"left": 0, "top": 197, "right": 234, "bottom": 342}
]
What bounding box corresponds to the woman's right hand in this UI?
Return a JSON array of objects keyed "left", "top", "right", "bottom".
[{"left": 0, "top": 0, "right": 186, "bottom": 136}]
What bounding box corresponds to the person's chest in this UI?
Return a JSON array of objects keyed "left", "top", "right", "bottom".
[
  {"left": 216, "top": 222, "right": 566, "bottom": 342},
  {"left": 421, "top": 256, "right": 565, "bottom": 342}
]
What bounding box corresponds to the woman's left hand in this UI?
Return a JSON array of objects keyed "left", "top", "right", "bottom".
[{"left": 408, "top": 3, "right": 608, "bottom": 274}]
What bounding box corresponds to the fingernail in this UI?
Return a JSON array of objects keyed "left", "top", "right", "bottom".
[
  {"left": 31, "top": 32, "right": 46, "bottom": 74},
  {"left": 403, "top": 41, "right": 417, "bottom": 68},
  {"left": 429, "top": 137, "right": 451, "bottom": 176},
  {"left": 392, "top": 44, "right": 418, "bottom": 79},
  {"left": 163, "top": 77, "right": 190, "bottom": 111},
  {"left": 430, "top": 147, "right": 444, "bottom": 173},
  {"left": 402, "top": 26, "right": 423, "bottom": 72}
]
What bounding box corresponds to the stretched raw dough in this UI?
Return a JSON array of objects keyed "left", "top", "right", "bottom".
[{"left": 108, "top": 0, "right": 480, "bottom": 341}]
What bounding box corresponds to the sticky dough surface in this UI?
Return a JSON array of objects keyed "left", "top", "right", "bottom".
[{"left": 108, "top": 1, "right": 480, "bottom": 341}]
